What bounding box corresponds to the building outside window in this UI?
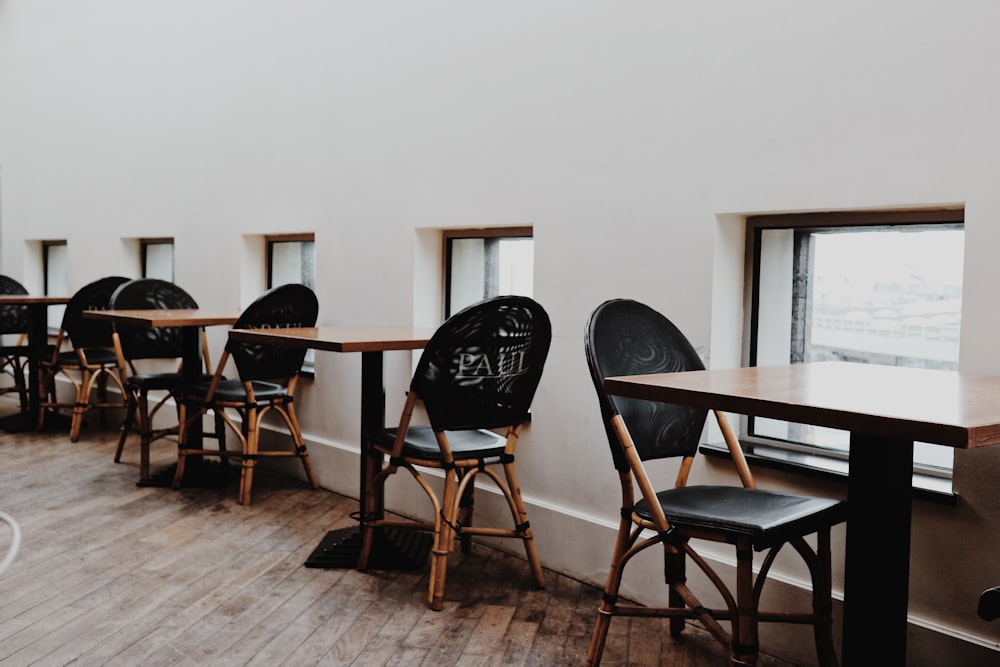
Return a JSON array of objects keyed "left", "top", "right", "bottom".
[
  {"left": 141, "top": 238, "right": 174, "bottom": 281},
  {"left": 43, "top": 240, "right": 68, "bottom": 330},
  {"left": 745, "top": 209, "right": 964, "bottom": 492},
  {"left": 444, "top": 227, "right": 533, "bottom": 317}
]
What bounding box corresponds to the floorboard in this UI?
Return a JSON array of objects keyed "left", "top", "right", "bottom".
[{"left": 0, "top": 398, "right": 804, "bottom": 666}]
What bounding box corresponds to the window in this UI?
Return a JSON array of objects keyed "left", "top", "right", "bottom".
[
  {"left": 444, "top": 227, "right": 533, "bottom": 317},
  {"left": 267, "top": 234, "right": 315, "bottom": 291},
  {"left": 266, "top": 234, "right": 315, "bottom": 370},
  {"left": 745, "top": 210, "right": 964, "bottom": 492},
  {"left": 141, "top": 239, "right": 174, "bottom": 281},
  {"left": 43, "top": 241, "right": 68, "bottom": 329}
]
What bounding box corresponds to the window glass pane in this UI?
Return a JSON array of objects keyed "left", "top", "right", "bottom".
[
  {"left": 752, "top": 225, "right": 962, "bottom": 476},
  {"left": 449, "top": 239, "right": 487, "bottom": 313},
  {"left": 448, "top": 235, "right": 533, "bottom": 316},
  {"left": 143, "top": 242, "right": 174, "bottom": 281},
  {"left": 269, "top": 241, "right": 315, "bottom": 289},
  {"left": 268, "top": 238, "right": 316, "bottom": 369},
  {"left": 808, "top": 229, "right": 962, "bottom": 369},
  {"left": 498, "top": 238, "right": 534, "bottom": 298},
  {"left": 44, "top": 243, "right": 68, "bottom": 327}
]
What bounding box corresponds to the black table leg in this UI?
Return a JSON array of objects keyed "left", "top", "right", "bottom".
[
  {"left": 1, "top": 303, "right": 52, "bottom": 432},
  {"left": 138, "top": 325, "right": 235, "bottom": 488},
  {"left": 305, "top": 350, "right": 431, "bottom": 570},
  {"left": 843, "top": 432, "right": 913, "bottom": 665}
]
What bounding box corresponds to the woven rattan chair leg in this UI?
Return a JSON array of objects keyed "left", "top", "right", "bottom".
[
  {"left": 586, "top": 606, "right": 614, "bottom": 666},
  {"left": 428, "top": 469, "right": 459, "bottom": 610}
]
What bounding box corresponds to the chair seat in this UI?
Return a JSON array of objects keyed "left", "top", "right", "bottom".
[
  {"left": 636, "top": 485, "right": 847, "bottom": 550},
  {"left": 366, "top": 425, "right": 507, "bottom": 461},
  {"left": 127, "top": 372, "right": 215, "bottom": 391},
  {"left": 0, "top": 344, "right": 55, "bottom": 357},
  {"left": 55, "top": 348, "right": 119, "bottom": 367},
  {"left": 185, "top": 378, "right": 286, "bottom": 402}
]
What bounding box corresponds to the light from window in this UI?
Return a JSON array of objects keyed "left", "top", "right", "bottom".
[
  {"left": 43, "top": 242, "right": 68, "bottom": 328},
  {"left": 267, "top": 236, "right": 316, "bottom": 369},
  {"left": 749, "top": 215, "right": 963, "bottom": 484},
  {"left": 268, "top": 239, "right": 315, "bottom": 290},
  {"left": 142, "top": 240, "right": 174, "bottom": 281},
  {"left": 446, "top": 233, "right": 533, "bottom": 317}
]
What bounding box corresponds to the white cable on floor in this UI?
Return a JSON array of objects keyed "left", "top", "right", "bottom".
[{"left": 0, "top": 511, "right": 21, "bottom": 575}]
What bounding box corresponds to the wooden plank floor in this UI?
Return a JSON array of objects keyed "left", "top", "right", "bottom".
[{"left": 0, "top": 400, "right": 802, "bottom": 666}]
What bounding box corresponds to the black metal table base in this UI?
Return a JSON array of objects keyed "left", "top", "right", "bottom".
[
  {"left": 305, "top": 526, "right": 432, "bottom": 571},
  {"left": 0, "top": 409, "right": 72, "bottom": 433},
  {"left": 137, "top": 460, "right": 240, "bottom": 489}
]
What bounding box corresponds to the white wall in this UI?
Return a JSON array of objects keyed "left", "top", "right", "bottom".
[{"left": 3, "top": 2, "right": 1000, "bottom": 664}]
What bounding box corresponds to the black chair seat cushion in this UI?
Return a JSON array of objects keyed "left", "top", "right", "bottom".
[
  {"left": 127, "top": 372, "right": 215, "bottom": 392},
  {"left": 636, "top": 485, "right": 847, "bottom": 550},
  {"left": 365, "top": 424, "right": 507, "bottom": 462},
  {"left": 55, "top": 348, "right": 119, "bottom": 367},
  {"left": 0, "top": 344, "right": 56, "bottom": 357},
  {"left": 185, "top": 378, "right": 286, "bottom": 403}
]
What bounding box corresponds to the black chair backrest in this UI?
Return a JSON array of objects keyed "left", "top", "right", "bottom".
[
  {"left": 412, "top": 295, "right": 551, "bottom": 431},
  {"left": 585, "top": 298, "right": 708, "bottom": 472},
  {"left": 61, "top": 276, "right": 131, "bottom": 350},
  {"left": 110, "top": 279, "right": 199, "bottom": 361},
  {"left": 0, "top": 275, "right": 29, "bottom": 336},
  {"left": 226, "top": 284, "right": 319, "bottom": 381}
]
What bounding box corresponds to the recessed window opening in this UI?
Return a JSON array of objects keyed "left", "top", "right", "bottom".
[
  {"left": 141, "top": 238, "right": 174, "bottom": 281},
  {"left": 444, "top": 227, "right": 533, "bottom": 317},
  {"left": 747, "top": 210, "right": 964, "bottom": 490}
]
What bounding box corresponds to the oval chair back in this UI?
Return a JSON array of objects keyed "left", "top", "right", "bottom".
[
  {"left": 110, "top": 278, "right": 199, "bottom": 361},
  {"left": 0, "top": 275, "right": 29, "bottom": 337},
  {"left": 585, "top": 298, "right": 708, "bottom": 472},
  {"left": 412, "top": 295, "right": 551, "bottom": 432},
  {"left": 226, "top": 283, "right": 319, "bottom": 381},
  {"left": 61, "top": 276, "right": 131, "bottom": 350}
]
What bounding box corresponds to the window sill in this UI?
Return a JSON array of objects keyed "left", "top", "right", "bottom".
[{"left": 699, "top": 442, "right": 957, "bottom": 506}]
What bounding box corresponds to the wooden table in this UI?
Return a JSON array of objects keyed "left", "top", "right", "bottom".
[
  {"left": 228, "top": 325, "right": 435, "bottom": 569},
  {"left": 0, "top": 295, "right": 71, "bottom": 432},
  {"left": 83, "top": 308, "right": 240, "bottom": 483},
  {"left": 83, "top": 309, "right": 239, "bottom": 378},
  {"left": 604, "top": 360, "right": 1000, "bottom": 666}
]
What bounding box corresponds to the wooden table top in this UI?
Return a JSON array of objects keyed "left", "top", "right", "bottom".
[
  {"left": 82, "top": 308, "right": 240, "bottom": 327},
  {"left": 228, "top": 325, "right": 436, "bottom": 353},
  {"left": 0, "top": 295, "right": 71, "bottom": 305},
  {"left": 604, "top": 360, "right": 1000, "bottom": 450}
]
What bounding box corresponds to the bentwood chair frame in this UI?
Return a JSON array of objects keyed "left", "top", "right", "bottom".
[
  {"left": 173, "top": 284, "right": 319, "bottom": 505},
  {"left": 38, "top": 276, "right": 130, "bottom": 441},
  {"left": 584, "top": 298, "right": 847, "bottom": 667},
  {"left": 359, "top": 295, "right": 552, "bottom": 611},
  {"left": 0, "top": 275, "right": 36, "bottom": 413},
  {"left": 110, "top": 278, "right": 217, "bottom": 481}
]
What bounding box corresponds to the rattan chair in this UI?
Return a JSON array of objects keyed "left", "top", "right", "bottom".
[
  {"left": 584, "top": 298, "right": 847, "bottom": 667},
  {"left": 0, "top": 275, "right": 34, "bottom": 413},
  {"left": 37, "top": 276, "right": 130, "bottom": 441},
  {"left": 172, "top": 284, "right": 319, "bottom": 505},
  {"left": 359, "top": 295, "right": 552, "bottom": 610},
  {"left": 110, "top": 278, "right": 218, "bottom": 481}
]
